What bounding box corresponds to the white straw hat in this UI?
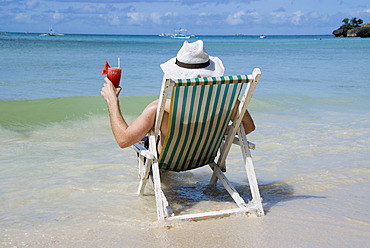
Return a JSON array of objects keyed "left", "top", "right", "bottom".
[{"left": 160, "top": 40, "right": 224, "bottom": 79}]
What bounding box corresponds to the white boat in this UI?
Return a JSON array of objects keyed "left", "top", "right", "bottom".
[
  {"left": 171, "top": 28, "right": 191, "bottom": 39},
  {"left": 259, "top": 35, "right": 266, "bottom": 39},
  {"left": 40, "top": 26, "right": 63, "bottom": 36}
]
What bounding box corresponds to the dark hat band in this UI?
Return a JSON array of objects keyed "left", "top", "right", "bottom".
[{"left": 175, "top": 59, "right": 210, "bottom": 69}]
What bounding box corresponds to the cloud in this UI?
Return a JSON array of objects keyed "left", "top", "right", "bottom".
[
  {"left": 52, "top": 10, "right": 63, "bottom": 21},
  {"left": 39, "top": 0, "right": 258, "bottom": 4},
  {"left": 14, "top": 12, "right": 34, "bottom": 23},
  {"left": 125, "top": 11, "right": 181, "bottom": 26},
  {"left": 25, "top": 0, "right": 40, "bottom": 9},
  {"left": 247, "top": 11, "right": 261, "bottom": 22},
  {"left": 126, "top": 12, "right": 147, "bottom": 25},
  {"left": 267, "top": 9, "right": 332, "bottom": 27},
  {"left": 269, "top": 9, "right": 288, "bottom": 24},
  {"left": 226, "top": 11, "right": 247, "bottom": 25},
  {"left": 0, "top": 0, "right": 13, "bottom": 6},
  {"left": 176, "top": 0, "right": 258, "bottom": 6},
  {"left": 163, "top": 12, "right": 178, "bottom": 18},
  {"left": 14, "top": 13, "right": 27, "bottom": 21},
  {"left": 150, "top": 11, "right": 178, "bottom": 24},
  {"left": 226, "top": 10, "right": 261, "bottom": 25},
  {"left": 274, "top": 7, "right": 286, "bottom": 13},
  {"left": 150, "top": 12, "right": 162, "bottom": 24},
  {"left": 109, "top": 15, "right": 121, "bottom": 25},
  {"left": 80, "top": 4, "right": 108, "bottom": 13},
  {"left": 190, "top": 12, "right": 223, "bottom": 26},
  {"left": 269, "top": 9, "right": 308, "bottom": 25},
  {"left": 291, "top": 11, "right": 304, "bottom": 25}
]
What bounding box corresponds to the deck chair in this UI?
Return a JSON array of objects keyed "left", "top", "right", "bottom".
[{"left": 132, "top": 68, "right": 264, "bottom": 221}]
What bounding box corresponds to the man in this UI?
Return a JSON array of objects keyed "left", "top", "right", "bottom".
[{"left": 101, "top": 40, "right": 255, "bottom": 153}]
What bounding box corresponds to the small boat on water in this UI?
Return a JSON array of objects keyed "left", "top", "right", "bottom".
[
  {"left": 171, "top": 28, "right": 191, "bottom": 39},
  {"left": 259, "top": 35, "right": 266, "bottom": 39},
  {"left": 40, "top": 26, "right": 63, "bottom": 36}
]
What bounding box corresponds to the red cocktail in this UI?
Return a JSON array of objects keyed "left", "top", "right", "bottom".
[{"left": 107, "top": 67, "right": 122, "bottom": 88}]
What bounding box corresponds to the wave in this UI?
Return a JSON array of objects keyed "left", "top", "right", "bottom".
[
  {"left": 0, "top": 95, "right": 158, "bottom": 132},
  {"left": 251, "top": 94, "right": 370, "bottom": 113},
  {"left": 1, "top": 94, "right": 368, "bottom": 133}
]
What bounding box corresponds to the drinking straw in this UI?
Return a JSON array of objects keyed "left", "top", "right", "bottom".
[{"left": 118, "top": 57, "right": 120, "bottom": 68}]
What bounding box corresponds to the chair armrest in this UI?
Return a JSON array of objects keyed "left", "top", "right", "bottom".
[
  {"left": 132, "top": 143, "right": 155, "bottom": 159},
  {"left": 232, "top": 137, "right": 256, "bottom": 150}
]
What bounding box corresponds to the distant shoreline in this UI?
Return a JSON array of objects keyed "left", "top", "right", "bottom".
[{"left": 1, "top": 31, "right": 334, "bottom": 37}]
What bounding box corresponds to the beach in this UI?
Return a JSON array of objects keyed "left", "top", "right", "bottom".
[{"left": 1, "top": 33, "right": 370, "bottom": 247}]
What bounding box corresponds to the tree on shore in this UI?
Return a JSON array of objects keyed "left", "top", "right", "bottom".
[
  {"left": 341, "top": 17, "right": 363, "bottom": 28},
  {"left": 350, "top": 17, "right": 363, "bottom": 27},
  {"left": 342, "top": 18, "right": 349, "bottom": 26},
  {"left": 334, "top": 17, "right": 369, "bottom": 37}
]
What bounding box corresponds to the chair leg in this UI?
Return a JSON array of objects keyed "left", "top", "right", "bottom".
[
  {"left": 210, "top": 163, "right": 247, "bottom": 208},
  {"left": 151, "top": 161, "right": 169, "bottom": 220},
  {"left": 148, "top": 171, "right": 174, "bottom": 219},
  {"left": 238, "top": 126, "right": 264, "bottom": 216},
  {"left": 137, "top": 155, "right": 151, "bottom": 195},
  {"left": 209, "top": 171, "right": 218, "bottom": 185},
  {"left": 209, "top": 139, "right": 225, "bottom": 185}
]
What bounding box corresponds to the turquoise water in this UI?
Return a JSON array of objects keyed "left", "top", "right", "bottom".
[
  {"left": 1, "top": 33, "right": 370, "bottom": 247},
  {"left": 1, "top": 33, "right": 370, "bottom": 100},
  {"left": 1, "top": 33, "right": 369, "bottom": 128}
]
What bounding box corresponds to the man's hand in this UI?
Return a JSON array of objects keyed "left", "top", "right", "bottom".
[{"left": 101, "top": 77, "right": 122, "bottom": 103}]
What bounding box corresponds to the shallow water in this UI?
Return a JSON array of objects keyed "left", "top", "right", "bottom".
[
  {"left": 1, "top": 33, "right": 370, "bottom": 247},
  {"left": 1, "top": 98, "right": 369, "bottom": 247}
]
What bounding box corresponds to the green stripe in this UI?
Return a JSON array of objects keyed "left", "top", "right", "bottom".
[
  {"left": 185, "top": 85, "right": 206, "bottom": 169},
  {"left": 169, "top": 86, "right": 188, "bottom": 171},
  {"left": 189, "top": 79, "right": 213, "bottom": 168},
  {"left": 195, "top": 79, "right": 216, "bottom": 169},
  {"left": 177, "top": 86, "right": 196, "bottom": 171},
  {"left": 238, "top": 75, "right": 243, "bottom": 83},
  {"left": 209, "top": 75, "right": 247, "bottom": 156},
  {"left": 204, "top": 84, "right": 230, "bottom": 158},
  {"left": 160, "top": 86, "right": 180, "bottom": 170},
  {"left": 199, "top": 83, "right": 222, "bottom": 164},
  {"left": 202, "top": 81, "right": 230, "bottom": 162},
  {"left": 207, "top": 84, "right": 235, "bottom": 156},
  {"left": 192, "top": 79, "right": 222, "bottom": 169},
  {"left": 209, "top": 84, "right": 240, "bottom": 156},
  {"left": 209, "top": 84, "right": 243, "bottom": 157}
]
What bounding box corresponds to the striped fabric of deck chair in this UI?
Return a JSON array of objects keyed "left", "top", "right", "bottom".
[{"left": 132, "top": 68, "right": 264, "bottom": 221}]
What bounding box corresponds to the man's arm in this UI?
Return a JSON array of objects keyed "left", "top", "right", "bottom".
[
  {"left": 101, "top": 78, "right": 158, "bottom": 148},
  {"left": 231, "top": 100, "right": 255, "bottom": 135}
]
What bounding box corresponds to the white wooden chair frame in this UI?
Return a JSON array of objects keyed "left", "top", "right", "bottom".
[{"left": 132, "top": 68, "right": 264, "bottom": 221}]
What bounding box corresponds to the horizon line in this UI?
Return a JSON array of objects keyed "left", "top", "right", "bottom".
[{"left": 0, "top": 31, "right": 334, "bottom": 36}]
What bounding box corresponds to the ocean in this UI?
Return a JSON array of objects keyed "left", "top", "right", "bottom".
[{"left": 1, "top": 33, "right": 370, "bottom": 247}]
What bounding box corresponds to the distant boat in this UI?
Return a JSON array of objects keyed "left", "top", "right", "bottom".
[
  {"left": 40, "top": 26, "right": 63, "bottom": 36},
  {"left": 259, "top": 35, "right": 266, "bottom": 39},
  {"left": 171, "top": 28, "right": 191, "bottom": 39}
]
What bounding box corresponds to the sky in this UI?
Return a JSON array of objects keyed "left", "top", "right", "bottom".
[{"left": 1, "top": 0, "right": 370, "bottom": 35}]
